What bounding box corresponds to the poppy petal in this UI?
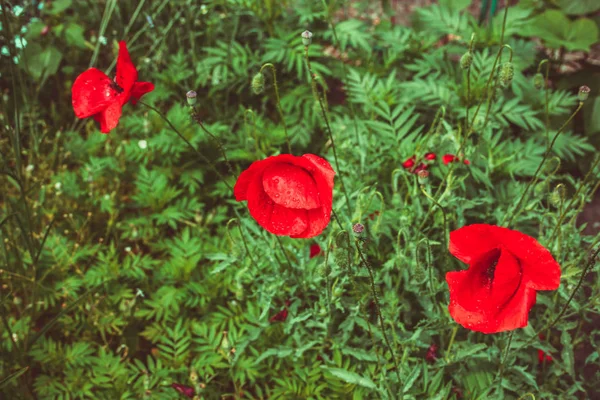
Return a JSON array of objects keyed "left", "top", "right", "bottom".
[
  {"left": 443, "top": 154, "right": 457, "bottom": 165},
  {"left": 71, "top": 68, "right": 118, "bottom": 118},
  {"left": 116, "top": 41, "right": 138, "bottom": 94},
  {"left": 262, "top": 162, "right": 320, "bottom": 209},
  {"left": 449, "top": 224, "right": 500, "bottom": 264},
  {"left": 93, "top": 101, "right": 123, "bottom": 133},
  {"left": 130, "top": 81, "right": 155, "bottom": 104},
  {"left": 291, "top": 206, "right": 331, "bottom": 238},
  {"left": 246, "top": 177, "right": 308, "bottom": 236}
]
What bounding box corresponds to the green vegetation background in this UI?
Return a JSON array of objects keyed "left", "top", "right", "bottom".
[{"left": 1, "top": 0, "right": 600, "bottom": 399}]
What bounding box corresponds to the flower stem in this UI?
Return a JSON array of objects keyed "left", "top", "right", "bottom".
[
  {"left": 191, "top": 106, "right": 235, "bottom": 178},
  {"left": 502, "top": 102, "right": 583, "bottom": 227},
  {"left": 260, "top": 63, "right": 291, "bottom": 153},
  {"left": 355, "top": 240, "right": 402, "bottom": 388},
  {"left": 139, "top": 101, "right": 233, "bottom": 191},
  {"left": 303, "top": 46, "right": 353, "bottom": 217},
  {"left": 538, "top": 60, "right": 551, "bottom": 148}
]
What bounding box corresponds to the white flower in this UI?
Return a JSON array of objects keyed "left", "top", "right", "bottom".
[
  {"left": 125, "top": 246, "right": 132, "bottom": 252},
  {"left": 54, "top": 182, "right": 62, "bottom": 190},
  {"left": 138, "top": 139, "right": 148, "bottom": 149}
]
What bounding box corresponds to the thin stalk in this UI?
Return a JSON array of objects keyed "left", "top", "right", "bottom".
[
  {"left": 537, "top": 60, "right": 551, "bottom": 148},
  {"left": 502, "top": 102, "right": 583, "bottom": 226},
  {"left": 495, "top": 331, "right": 514, "bottom": 385},
  {"left": 445, "top": 326, "right": 459, "bottom": 362},
  {"left": 355, "top": 241, "right": 402, "bottom": 388},
  {"left": 139, "top": 101, "right": 233, "bottom": 190},
  {"left": 191, "top": 106, "right": 235, "bottom": 177},
  {"left": 260, "top": 63, "right": 291, "bottom": 153},
  {"left": 303, "top": 46, "right": 353, "bottom": 217}
]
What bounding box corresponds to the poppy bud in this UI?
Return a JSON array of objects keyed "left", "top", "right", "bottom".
[
  {"left": 459, "top": 52, "right": 473, "bottom": 70},
  {"left": 301, "top": 30, "right": 313, "bottom": 46},
  {"left": 417, "top": 169, "right": 429, "bottom": 181},
  {"left": 353, "top": 223, "right": 365, "bottom": 235},
  {"left": 550, "top": 184, "right": 566, "bottom": 207},
  {"left": 578, "top": 85, "right": 590, "bottom": 102},
  {"left": 499, "top": 62, "right": 514, "bottom": 87},
  {"left": 533, "top": 73, "right": 544, "bottom": 89},
  {"left": 190, "top": 369, "right": 198, "bottom": 383},
  {"left": 186, "top": 90, "right": 197, "bottom": 106},
  {"left": 251, "top": 72, "right": 265, "bottom": 94}
]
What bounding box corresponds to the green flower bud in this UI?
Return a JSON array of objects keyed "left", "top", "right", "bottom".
[
  {"left": 499, "top": 62, "right": 514, "bottom": 87},
  {"left": 550, "top": 184, "right": 566, "bottom": 208},
  {"left": 251, "top": 72, "right": 265, "bottom": 94},
  {"left": 533, "top": 73, "right": 544, "bottom": 89},
  {"left": 301, "top": 30, "right": 313, "bottom": 46},
  {"left": 460, "top": 52, "right": 473, "bottom": 69},
  {"left": 578, "top": 85, "right": 590, "bottom": 102},
  {"left": 186, "top": 90, "right": 197, "bottom": 106}
]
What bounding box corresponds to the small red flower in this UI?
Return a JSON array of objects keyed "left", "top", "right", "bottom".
[
  {"left": 442, "top": 154, "right": 458, "bottom": 165},
  {"left": 234, "top": 154, "right": 335, "bottom": 238},
  {"left": 402, "top": 156, "right": 416, "bottom": 169},
  {"left": 310, "top": 243, "right": 323, "bottom": 258},
  {"left": 269, "top": 308, "right": 289, "bottom": 323},
  {"left": 414, "top": 163, "right": 428, "bottom": 174},
  {"left": 171, "top": 383, "right": 195, "bottom": 398},
  {"left": 426, "top": 343, "right": 438, "bottom": 363},
  {"left": 424, "top": 152, "right": 437, "bottom": 160},
  {"left": 71, "top": 41, "right": 154, "bottom": 133},
  {"left": 537, "top": 334, "right": 553, "bottom": 364},
  {"left": 443, "top": 153, "right": 470, "bottom": 165},
  {"left": 446, "top": 224, "right": 561, "bottom": 334}
]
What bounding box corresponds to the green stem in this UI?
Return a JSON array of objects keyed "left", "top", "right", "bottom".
[
  {"left": 303, "top": 46, "right": 353, "bottom": 217},
  {"left": 537, "top": 60, "right": 551, "bottom": 149},
  {"left": 139, "top": 101, "right": 233, "bottom": 191},
  {"left": 260, "top": 63, "right": 291, "bottom": 153},
  {"left": 502, "top": 102, "right": 583, "bottom": 227},
  {"left": 191, "top": 106, "right": 235, "bottom": 178},
  {"left": 355, "top": 241, "right": 402, "bottom": 388}
]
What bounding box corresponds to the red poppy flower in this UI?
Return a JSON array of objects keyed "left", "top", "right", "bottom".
[
  {"left": 442, "top": 154, "right": 458, "bottom": 165},
  {"left": 171, "top": 383, "right": 194, "bottom": 398},
  {"left": 446, "top": 224, "right": 561, "bottom": 334},
  {"left": 310, "top": 243, "right": 323, "bottom": 258},
  {"left": 443, "top": 154, "right": 470, "bottom": 165},
  {"left": 72, "top": 41, "right": 154, "bottom": 133},
  {"left": 234, "top": 154, "right": 335, "bottom": 238},
  {"left": 402, "top": 156, "right": 416, "bottom": 169},
  {"left": 269, "top": 308, "right": 289, "bottom": 323},
  {"left": 414, "top": 163, "right": 428, "bottom": 174},
  {"left": 424, "top": 152, "right": 437, "bottom": 160}
]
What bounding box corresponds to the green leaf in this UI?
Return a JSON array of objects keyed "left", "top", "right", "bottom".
[
  {"left": 64, "top": 23, "right": 87, "bottom": 49},
  {"left": 556, "top": 0, "right": 600, "bottom": 15},
  {"left": 44, "top": 0, "right": 72, "bottom": 15},
  {"left": 20, "top": 43, "right": 63, "bottom": 80},
  {"left": 560, "top": 330, "right": 575, "bottom": 377},
  {"left": 322, "top": 367, "right": 377, "bottom": 389},
  {"left": 0, "top": 367, "right": 29, "bottom": 388},
  {"left": 523, "top": 10, "right": 599, "bottom": 51}
]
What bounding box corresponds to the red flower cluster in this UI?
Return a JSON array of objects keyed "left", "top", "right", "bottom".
[
  {"left": 234, "top": 154, "right": 335, "bottom": 238},
  {"left": 446, "top": 224, "right": 561, "bottom": 334},
  {"left": 72, "top": 41, "right": 154, "bottom": 133},
  {"left": 402, "top": 153, "right": 435, "bottom": 174},
  {"left": 443, "top": 154, "right": 470, "bottom": 165}
]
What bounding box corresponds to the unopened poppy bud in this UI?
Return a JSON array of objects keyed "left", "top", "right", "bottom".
[
  {"left": 460, "top": 52, "right": 473, "bottom": 69},
  {"left": 417, "top": 170, "right": 429, "bottom": 180},
  {"left": 499, "top": 62, "right": 514, "bottom": 87},
  {"left": 578, "top": 85, "right": 590, "bottom": 102},
  {"left": 533, "top": 73, "right": 544, "bottom": 89},
  {"left": 251, "top": 72, "right": 264, "bottom": 94},
  {"left": 550, "top": 184, "right": 566, "bottom": 207},
  {"left": 353, "top": 223, "right": 365, "bottom": 235},
  {"left": 186, "top": 90, "right": 197, "bottom": 106},
  {"left": 301, "top": 30, "right": 313, "bottom": 46}
]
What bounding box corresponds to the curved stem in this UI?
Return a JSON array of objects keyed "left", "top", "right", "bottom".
[
  {"left": 502, "top": 102, "right": 583, "bottom": 227},
  {"left": 139, "top": 101, "right": 233, "bottom": 191},
  {"left": 260, "top": 63, "right": 291, "bottom": 153},
  {"left": 303, "top": 46, "right": 353, "bottom": 217},
  {"left": 191, "top": 106, "right": 235, "bottom": 178}
]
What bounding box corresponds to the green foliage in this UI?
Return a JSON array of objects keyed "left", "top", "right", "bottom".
[{"left": 1, "top": 0, "right": 599, "bottom": 399}]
